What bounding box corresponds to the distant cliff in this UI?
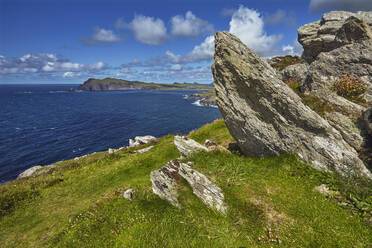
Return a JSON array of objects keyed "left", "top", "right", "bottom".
[{"left": 78, "top": 78, "right": 213, "bottom": 91}]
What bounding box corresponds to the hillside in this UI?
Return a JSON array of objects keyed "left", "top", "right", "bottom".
[
  {"left": 78, "top": 78, "right": 213, "bottom": 91},
  {"left": 1, "top": 120, "right": 371, "bottom": 247}
]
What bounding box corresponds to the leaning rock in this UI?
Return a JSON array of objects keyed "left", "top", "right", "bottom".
[
  {"left": 150, "top": 160, "right": 181, "bottom": 207},
  {"left": 129, "top": 135, "right": 157, "bottom": 147},
  {"left": 123, "top": 189, "right": 134, "bottom": 201},
  {"left": 17, "top": 165, "right": 43, "bottom": 179},
  {"left": 179, "top": 162, "right": 228, "bottom": 214},
  {"left": 212, "top": 31, "right": 371, "bottom": 179},
  {"left": 324, "top": 112, "right": 364, "bottom": 151},
  {"left": 174, "top": 136, "right": 208, "bottom": 157}
]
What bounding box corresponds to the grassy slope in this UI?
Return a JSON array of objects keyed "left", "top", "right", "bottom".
[{"left": 0, "top": 120, "right": 371, "bottom": 247}]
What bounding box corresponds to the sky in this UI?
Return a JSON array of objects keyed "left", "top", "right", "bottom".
[{"left": 1, "top": 0, "right": 372, "bottom": 84}]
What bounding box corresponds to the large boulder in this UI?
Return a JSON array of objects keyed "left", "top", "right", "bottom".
[
  {"left": 129, "top": 135, "right": 157, "bottom": 147},
  {"left": 211, "top": 31, "right": 371, "bottom": 179},
  {"left": 298, "top": 11, "right": 372, "bottom": 101}
]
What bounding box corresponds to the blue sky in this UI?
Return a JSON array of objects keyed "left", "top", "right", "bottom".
[{"left": 1, "top": 0, "right": 372, "bottom": 84}]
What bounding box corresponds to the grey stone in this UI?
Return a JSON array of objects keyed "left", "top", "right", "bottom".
[
  {"left": 324, "top": 112, "right": 364, "bottom": 151},
  {"left": 108, "top": 148, "right": 115, "bottom": 154},
  {"left": 204, "top": 139, "right": 229, "bottom": 153},
  {"left": 314, "top": 184, "right": 338, "bottom": 197},
  {"left": 150, "top": 160, "right": 181, "bottom": 207},
  {"left": 123, "top": 189, "right": 134, "bottom": 201},
  {"left": 174, "top": 136, "right": 208, "bottom": 157},
  {"left": 178, "top": 162, "right": 228, "bottom": 214},
  {"left": 17, "top": 165, "right": 43, "bottom": 179},
  {"left": 212, "top": 31, "right": 371, "bottom": 179},
  {"left": 129, "top": 135, "right": 157, "bottom": 147},
  {"left": 281, "top": 63, "right": 309, "bottom": 87}
]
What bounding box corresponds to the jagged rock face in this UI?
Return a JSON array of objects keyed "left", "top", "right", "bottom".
[
  {"left": 174, "top": 136, "right": 208, "bottom": 157},
  {"left": 298, "top": 11, "right": 372, "bottom": 63},
  {"left": 212, "top": 31, "right": 371, "bottom": 179},
  {"left": 150, "top": 160, "right": 181, "bottom": 207},
  {"left": 178, "top": 162, "right": 228, "bottom": 214},
  {"left": 298, "top": 11, "right": 372, "bottom": 100}
]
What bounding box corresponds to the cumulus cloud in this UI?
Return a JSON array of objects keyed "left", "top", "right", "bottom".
[
  {"left": 82, "top": 27, "right": 122, "bottom": 45},
  {"left": 0, "top": 53, "right": 108, "bottom": 75},
  {"left": 264, "top": 9, "right": 296, "bottom": 26},
  {"left": 117, "top": 15, "right": 168, "bottom": 45},
  {"left": 171, "top": 11, "right": 213, "bottom": 38},
  {"left": 281, "top": 40, "right": 303, "bottom": 56},
  {"left": 229, "top": 6, "right": 283, "bottom": 57},
  {"left": 309, "top": 0, "right": 372, "bottom": 12}
]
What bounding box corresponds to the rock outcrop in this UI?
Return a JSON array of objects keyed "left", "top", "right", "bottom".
[
  {"left": 174, "top": 136, "right": 208, "bottom": 157},
  {"left": 298, "top": 11, "right": 372, "bottom": 101},
  {"left": 123, "top": 189, "right": 134, "bottom": 201},
  {"left": 150, "top": 159, "right": 227, "bottom": 213},
  {"left": 150, "top": 160, "right": 181, "bottom": 207},
  {"left": 178, "top": 162, "right": 228, "bottom": 214},
  {"left": 17, "top": 164, "right": 56, "bottom": 179},
  {"left": 212, "top": 31, "right": 371, "bottom": 179},
  {"left": 129, "top": 135, "right": 157, "bottom": 148}
]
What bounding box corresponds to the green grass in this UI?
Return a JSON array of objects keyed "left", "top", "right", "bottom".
[{"left": 1, "top": 120, "right": 371, "bottom": 247}]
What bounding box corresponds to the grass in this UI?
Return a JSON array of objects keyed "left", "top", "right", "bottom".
[
  {"left": 271, "top": 55, "right": 303, "bottom": 71},
  {"left": 0, "top": 120, "right": 371, "bottom": 247}
]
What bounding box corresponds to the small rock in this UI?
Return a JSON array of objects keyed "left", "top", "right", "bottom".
[
  {"left": 314, "top": 184, "right": 338, "bottom": 197},
  {"left": 204, "top": 139, "right": 229, "bottom": 153},
  {"left": 108, "top": 148, "right": 115, "bottom": 154},
  {"left": 129, "top": 135, "right": 157, "bottom": 147},
  {"left": 135, "top": 145, "right": 154, "bottom": 154},
  {"left": 174, "top": 136, "right": 208, "bottom": 157},
  {"left": 178, "top": 162, "right": 228, "bottom": 214},
  {"left": 150, "top": 160, "right": 181, "bottom": 207},
  {"left": 123, "top": 189, "right": 134, "bottom": 201},
  {"left": 17, "top": 165, "right": 43, "bottom": 179}
]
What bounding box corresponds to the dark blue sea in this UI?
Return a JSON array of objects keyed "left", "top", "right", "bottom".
[{"left": 0, "top": 85, "right": 221, "bottom": 183}]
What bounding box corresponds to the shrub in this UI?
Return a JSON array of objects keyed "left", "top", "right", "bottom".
[{"left": 331, "top": 74, "right": 366, "bottom": 104}]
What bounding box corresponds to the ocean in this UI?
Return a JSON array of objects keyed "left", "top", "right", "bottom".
[{"left": 0, "top": 84, "right": 221, "bottom": 183}]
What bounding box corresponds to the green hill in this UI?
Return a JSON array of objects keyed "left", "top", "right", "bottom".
[{"left": 1, "top": 120, "right": 371, "bottom": 247}]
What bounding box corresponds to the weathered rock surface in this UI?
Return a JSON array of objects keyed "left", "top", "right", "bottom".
[
  {"left": 17, "top": 164, "right": 56, "bottom": 179},
  {"left": 281, "top": 63, "right": 309, "bottom": 86},
  {"left": 129, "top": 135, "right": 157, "bottom": 148},
  {"left": 324, "top": 112, "right": 364, "bottom": 151},
  {"left": 123, "top": 189, "right": 134, "bottom": 201},
  {"left": 178, "top": 162, "right": 228, "bottom": 214},
  {"left": 174, "top": 136, "right": 208, "bottom": 157},
  {"left": 150, "top": 159, "right": 228, "bottom": 213},
  {"left": 212, "top": 31, "right": 371, "bottom": 179},
  {"left": 298, "top": 11, "right": 372, "bottom": 63},
  {"left": 297, "top": 11, "right": 372, "bottom": 101},
  {"left": 150, "top": 160, "right": 181, "bottom": 207}
]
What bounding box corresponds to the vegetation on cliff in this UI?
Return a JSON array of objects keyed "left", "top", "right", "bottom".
[
  {"left": 1, "top": 120, "right": 371, "bottom": 247},
  {"left": 78, "top": 78, "right": 213, "bottom": 91}
]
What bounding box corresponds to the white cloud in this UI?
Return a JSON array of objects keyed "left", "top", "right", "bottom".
[
  {"left": 170, "top": 64, "right": 182, "bottom": 71},
  {"left": 229, "top": 6, "right": 283, "bottom": 57},
  {"left": 120, "top": 15, "right": 168, "bottom": 45},
  {"left": 83, "top": 27, "right": 122, "bottom": 45},
  {"left": 281, "top": 40, "right": 303, "bottom": 56},
  {"left": 0, "top": 53, "right": 109, "bottom": 75},
  {"left": 171, "top": 11, "right": 213, "bottom": 38},
  {"left": 63, "top": 72, "right": 75, "bottom": 78},
  {"left": 309, "top": 0, "right": 372, "bottom": 12}
]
